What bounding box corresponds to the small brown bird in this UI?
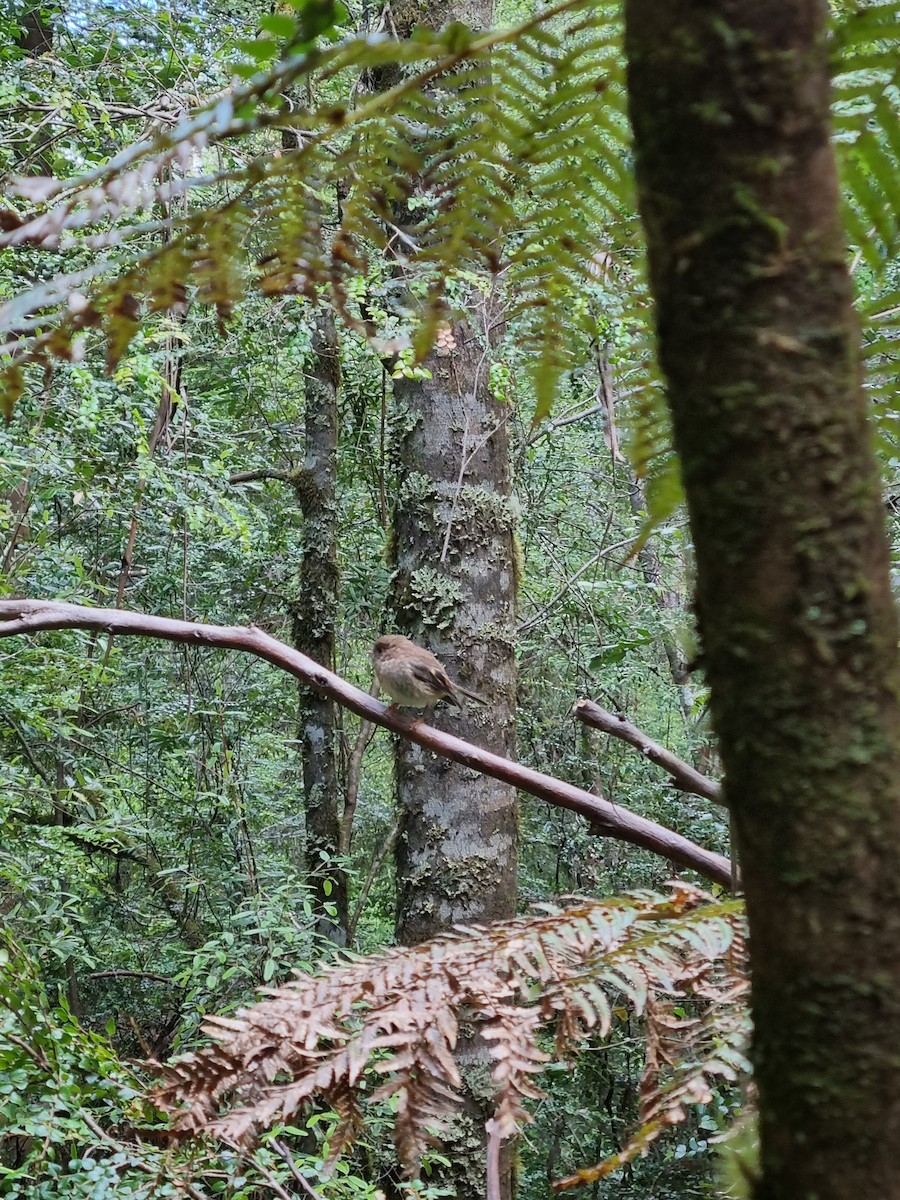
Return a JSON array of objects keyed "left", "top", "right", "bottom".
[{"left": 372, "top": 634, "right": 486, "bottom": 711}]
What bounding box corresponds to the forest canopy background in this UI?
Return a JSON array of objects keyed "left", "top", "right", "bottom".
[{"left": 2, "top": 1, "right": 900, "bottom": 1199}]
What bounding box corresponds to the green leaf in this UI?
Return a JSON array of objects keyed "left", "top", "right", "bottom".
[
  {"left": 236, "top": 37, "right": 279, "bottom": 63},
  {"left": 0, "top": 364, "right": 24, "bottom": 420},
  {"left": 259, "top": 14, "right": 297, "bottom": 38}
]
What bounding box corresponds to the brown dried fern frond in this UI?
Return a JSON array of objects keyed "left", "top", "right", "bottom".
[
  {"left": 551, "top": 918, "right": 751, "bottom": 1191},
  {"left": 154, "top": 883, "right": 749, "bottom": 1181}
]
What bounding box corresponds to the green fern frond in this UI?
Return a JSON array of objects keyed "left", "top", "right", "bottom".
[
  {"left": 831, "top": 3, "right": 900, "bottom": 271},
  {"left": 861, "top": 296, "right": 900, "bottom": 431},
  {"left": 4, "top": 0, "right": 900, "bottom": 468},
  {"left": 504, "top": 11, "right": 635, "bottom": 420},
  {"left": 258, "top": 168, "right": 329, "bottom": 299},
  {"left": 0, "top": 1, "right": 637, "bottom": 422},
  {"left": 833, "top": 0, "right": 900, "bottom": 450},
  {"left": 831, "top": 0, "right": 900, "bottom": 53}
]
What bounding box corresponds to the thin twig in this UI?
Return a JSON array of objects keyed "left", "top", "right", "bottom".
[
  {"left": 87, "top": 969, "right": 174, "bottom": 984},
  {"left": 229, "top": 468, "right": 291, "bottom": 485},
  {"left": 248, "top": 1150, "right": 295, "bottom": 1200},
  {"left": 518, "top": 536, "right": 642, "bottom": 635},
  {"left": 270, "top": 1138, "right": 326, "bottom": 1200},
  {"left": 486, "top": 1119, "right": 503, "bottom": 1200},
  {"left": 340, "top": 683, "right": 380, "bottom": 856},
  {"left": 80, "top": 1112, "right": 209, "bottom": 1200},
  {"left": 347, "top": 816, "right": 401, "bottom": 946},
  {"left": 1, "top": 713, "right": 53, "bottom": 785}
]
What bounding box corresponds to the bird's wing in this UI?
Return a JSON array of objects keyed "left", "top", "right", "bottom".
[
  {"left": 409, "top": 662, "right": 451, "bottom": 690},
  {"left": 409, "top": 662, "right": 461, "bottom": 705}
]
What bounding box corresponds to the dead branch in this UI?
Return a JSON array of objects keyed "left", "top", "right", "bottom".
[
  {"left": 86, "top": 969, "right": 175, "bottom": 984},
  {"left": 347, "top": 816, "right": 401, "bottom": 946},
  {"left": 228, "top": 469, "right": 291, "bottom": 485},
  {"left": 0, "top": 599, "right": 732, "bottom": 887},
  {"left": 573, "top": 699, "right": 723, "bottom": 804}
]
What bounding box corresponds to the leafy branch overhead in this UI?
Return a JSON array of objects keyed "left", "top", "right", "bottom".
[
  {"left": 154, "top": 883, "right": 750, "bottom": 1186},
  {"left": 3, "top": 1, "right": 899, "bottom": 461},
  {"left": 0, "top": 0, "right": 634, "bottom": 420}
]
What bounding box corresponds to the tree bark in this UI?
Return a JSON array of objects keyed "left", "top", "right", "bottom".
[
  {"left": 381, "top": 0, "right": 517, "bottom": 951},
  {"left": 290, "top": 308, "right": 348, "bottom": 944},
  {"left": 625, "top": 3, "right": 900, "bottom": 1197},
  {"left": 379, "top": 6, "right": 517, "bottom": 1190},
  {"left": 390, "top": 296, "right": 518, "bottom": 947}
]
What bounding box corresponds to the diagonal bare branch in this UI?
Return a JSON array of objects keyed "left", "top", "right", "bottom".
[
  {"left": 0, "top": 599, "right": 732, "bottom": 886},
  {"left": 573, "top": 699, "right": 723, "bottom": 804}
]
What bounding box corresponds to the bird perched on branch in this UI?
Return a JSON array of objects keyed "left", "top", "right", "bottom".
[{"left": 372, "top": 634, "right": 486, "bottom": 712}]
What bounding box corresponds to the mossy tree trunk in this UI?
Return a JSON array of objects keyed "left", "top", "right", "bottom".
[
  {"left": 377, "top": 2, "right": 518, "bottom": 1195},
  {"left": 291, "top": 309, "right": 347, "bottom": 945},
  {"left": 625, "top": 2, "right": 900, "bottom": 1196},
  {"left": 390, "top": 291, "right": 519, "bottom": 949},
  {"left": 388, "top": 277, "right": 519, "bottom": 1200},
  {"left": 372, "top": 0, "right": 518, "bottom": 958}
]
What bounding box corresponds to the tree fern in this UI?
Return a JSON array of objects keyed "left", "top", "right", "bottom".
[
  {"left": 3, "top": 0, "right": 900, "bottom": 484},
  {"left": 831, "top": 1, "right": 900, "bottom": 427},
  {"left": 1, "top": 1, "right": 638, "bottom": 418},
  {"left": 503, "top": 14, "right": 634, "bottom": 421}
]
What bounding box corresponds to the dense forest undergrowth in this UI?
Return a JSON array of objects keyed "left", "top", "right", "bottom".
[{"left": 2, "top": 1, "right": 900, "bottom": 1198}]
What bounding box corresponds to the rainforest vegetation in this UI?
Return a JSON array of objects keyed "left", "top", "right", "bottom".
[{"left": 2, "top": 2, "right": 900, "bottom": 1198}]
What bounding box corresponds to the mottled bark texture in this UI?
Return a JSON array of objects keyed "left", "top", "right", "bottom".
[
  {"left": 625, "top": 2, "right": 900, "bottom": 1197},
  {"left": 375, "top": 0, "right": 517, "bottom": 951},
  {"left": 390, "top": 300, "right": 518, "bottom": 946},
  {"left": 291, "top": 309, "right": 347, "bottom": 944},
  {"left": 390, "top": 294, "right": 519, "bottom": 1200},
  {"left": 380, "top": 2, "right": 517, "bottom": 1195}
]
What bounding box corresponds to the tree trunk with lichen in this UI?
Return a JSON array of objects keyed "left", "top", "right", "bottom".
[
  {"left": 291, "top": 309, "right": 348, "bottom": 945},
  {"left": 369, "top": 0, "right": 518, "bottom": 955},
  {"left": 390, "top": 293, "right": 518, "bottom": 949},
  {"left": 388, "top": 289, "right": 519, "bottom": 1200},
  {"left": 375, "top": 1, "right": 518, "bottom": 1196},
  {"left": 625, "top": 2, "right": 900, "bottom": 1197}
]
